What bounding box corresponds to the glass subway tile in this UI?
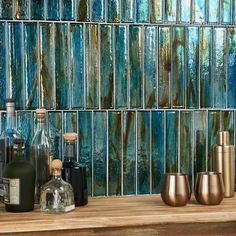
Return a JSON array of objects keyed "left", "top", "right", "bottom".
[
  {"left": 91, "top": 0, "right": 105, "bottom": 22},
  {"left": 222, "top": 111, "right": 234, "bottom": 144},
  {"left": 63, "top": 111, "right": 77, "bottom": 133},
  {"left": 61, "top": 0, "right": 75, "bottom": 21},
  {"left": 136, "top": 0, "right": 149, "bottom": 23},
  {"left": 193, "top": 0, "right": 205, "bottom": 23},
  {"left": 150, "top": 0, "right": 162, "bottom": 23},
  {"left": 108, "top": 0, "right": 120, "bottom": 22},
  {"left": 180, "top": 0, "right": 191, "bottom": 23},
  {"left": 0, "top": 0, "right": 13, "bottom": 19},
  {"left": 121, "top": 0, "right": 134, "bottom": 22},
  {"left": 46, "top": 0, "right": 60, "bottom": 20},
  {"left": 207, "top": 0, "right": 219, "bottom": 23},
  {"left": 31, "top": 0, "right": 44, "bottom": 20},
  {"left": 15, "top": 0, "right": 29, "bottom": 19},
  {"left": 165, "top": 0, "right": 177, "bottom": 22},
  {"left": 77, "top": 0, "right": 90, "bottom": 21},
  {"left": 0, "top": 112, "right": 6, "bottom": 134},
  {"left": 221, "top": 0, "right": 232, "bottom": 24}
]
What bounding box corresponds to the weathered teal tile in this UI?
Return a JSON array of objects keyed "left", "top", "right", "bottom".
[
  {"left": 130, "top": 25, "right": 143, "bottom": 108},
  {"left": 222, "top": 111, "right": 234, "bottom": 144},
  {"left": 193, "top": 0, "right": 205, "bottom": 23},
  {"left": 166, "top": 111, "right": 178, "bottom": 173},
  {"left": 123, "top": 111, "right": 136, "bottom": 195},
  {"left": 165, "top": 0, "right": 177, "bottom": 22},
  {"left": 15, "top": 0, "right": 29, "bottom": 19},
  {"left": 8, "top": 23, "right": 24, "bottom": 109},
  {"left": 121, "top": 0, "right": 134, "bottom": 22},
  {"left": 172, "top": 27, "right": 185, "bottom": 108},
  {"left": 150, "top": 0, "right": 162, "bottom": 23},
  {"left": 100, "top": 25, "right": 114, "bottom": 109},
  {"left": 108, "top": 112, "right": 121, "bottom": 195},
  {"left": 0, "top": 0, "right": 13, "bottom": 19},
  {"left": 24, "top": 23, "right": 39, "bottom": 109},
  {"left": 213, "top": 28, "right": 227, "bottom": 108},
  {"left": 78, "top": 111, "right": 92, "bottom": 196},
  {"left": 137, "top": 111, "right": 150, "bottom": 194},
  {"left": 55, "top": 23, "right": 69, "bottom": 109},
  {"left": 221, "top": 0, "right": 232, "bottom": 24},
  {"left": 207, "top": 0, "right": 219, "bottom": 23},
  {"left": 93, "top": 111, "right": 107, "bottom": 196},
  {"left": 70, "top": 23, "right": 84, "bottom": 109},
  {"left": 91, "top": 0, "right": 105, "bottom": 22},
  {"left": 186, "top": 27, "right": 199, "bottom": 109},
  {"left": 46, "top": 0, "right": 60, "bottom": 20},
  {"left": 180, "top": 0, "right": 191, "bottom": 22},
  {"left": 61, "top": 0, "right": 75, "bottom": 20},
  {"left": 63, "top": 111, "right": 77, "bottom": 133},
  {"left": 77, "top": 0, "right": 90, "bottom": 21},
  {"left": 85, "top": 24, "right": 99, "bottom": 108},
  {"left": 200, "top": 27, "right": 212, "bottom": 108},
  {"left": 144, "top": 26, "right": 157, "bottom": 109},
  {"left": 108, "top": 0, "right": 120, "bottom": 22},
  {"left": 31, "top": 0, "right": 44, "bottom": 20},
  {"left": 136, "top": 0, "right": 149, "bottom": 23},
  {"left": 114, "top": 25, "right": 128, "bottom": 108},
  {"left": 39, "top": 23, "right": 56, "bottom": 109},
  {"left": 151, "top": 111, "right": 164, "bottom": 194},
  {"left": 158, "top": 27, "right": 171, "bottom": 108},
  {"left": 0, "top": 112, "right": 6, "bottom": 133}
]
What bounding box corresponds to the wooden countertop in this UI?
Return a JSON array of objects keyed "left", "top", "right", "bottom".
[{"left": 0, "top": 195, "right": 236, "bottom": 235}]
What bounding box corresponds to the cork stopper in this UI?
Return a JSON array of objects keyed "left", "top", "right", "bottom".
[
  {"left": 5, "top": 99, "right": 15, "bottom": 115},
  {"left": 52, "top": 159, "right": 63, "bottom": 176},
  {"left": 217, "top": 131, "right": 230, "bottom": 146},
  {"left": 36, "top": 108, "right": 46, "bottom": 122},
  {"left": 63, "top": 132, "right": 78, "bottom": 143}
]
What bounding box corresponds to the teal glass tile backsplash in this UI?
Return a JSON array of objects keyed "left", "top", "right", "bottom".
[{"left": 1, "top": 0, "right": 236, "bottom": 196}]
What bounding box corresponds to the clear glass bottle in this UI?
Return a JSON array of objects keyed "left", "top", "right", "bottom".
[
  {"left": 3, "top": 139, "right": 35, "bottom": 212},
  {"left": 30, "top": 108, "right": 52, "bottom": 203},
  {"left": 40, "top": 159, "right": 75, "bottom": 213},
  {"left": 0, "top": 99, "right": 24, "bottom": 200}
]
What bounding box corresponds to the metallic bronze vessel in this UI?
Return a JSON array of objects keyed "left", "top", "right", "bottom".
[
  {"left": 161, "top": 173, "right": 191, "bottom": 207},
  {"left": 195, "top": 172, "right": 224, "bottom": 205}
]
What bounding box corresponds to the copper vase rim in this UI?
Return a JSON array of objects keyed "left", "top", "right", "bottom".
[
  {"left": 164, "top": 172, "right": 188, "bottom": 177},
  {"left": 197, "top": 171, "right": 222, "bottom": 176}
]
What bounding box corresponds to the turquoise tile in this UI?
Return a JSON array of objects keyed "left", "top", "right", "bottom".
[
  {"left": 55, "top": 23, "right": 69, "bottom": 109},
  {"left": 137, "top": 111, "right": 150, "bottom": 194},
  {"left": 221, "top": 0, "right": 232, "bottom": 24},
  {"left": 123, "top": 111, "right": 136, "bottom": 195},
  {"left": 0, "top": 112, "right": 6, "bottom": 133},
  {"left": 15, "top": 0, "right": 29, "bottom": 19},
  {"left": 63, "top": 111, "right": 77, "bottom": 133},
  {"left": 213, "top": 28, "right": 227, "bottom": 108},
  {"left": 100, "top": 25, "right": 114, "bottom": 109},
  {"left": 186, "top": 27, "right": 199, "bottom": 109},
  {"left": 77, "top": 0, "right": 90, "bottom": 21},
  {"left": 136, "top": 0, "right": 149, "bottom": 23},
  {"left": 207, "top": 0, "right": 219, "bottom": 23},
  {"left": 61, "top": 0, "right": 75, "bottom": 20},
  {"left": 165, "top": 0, "right": 177, "bottom": 22},
  {"left": 151, "top": 111, "right": 164, "bottom": 194},
  {"left": 108, "top": 0, "right": 120, "bottom": 22},
  {"left": 31, "top": 0, "right": 44, "bottom": 20},
  {"left": 70, "top": 23, "right": 84, "bottom": 109},
  {"left": 91, "top": 0, "right": 105, "bottom": 22},
  {"left": 8, "top": 23, "right": 24, "bottom": 109},
  {"left": 193, "top": 0, "right": 205, "bottom": 23},
  {"left": 46, "top": 0, "right": 60, "bottom": 20},
  {"left": 108, "top": 112, "right": 122, "bottom": 195},
  {"left": 180, "top": 0, "right": 191, "bottom": 23},
  {"left": 121, "top": 0, "right": 134, "bottom": 22},
  {"left": 150, "top": 0, "right": 162, "bottom": 23},
  {"left": 144, "top": 26, "right": 157, "bottom": 109},
  {"left": 93, "top": 112, "right": 107, "bottom": 196},
  {"left": 24, "top": 23, "right": 39, "bottom": 109},
  {"left": 130, "top": 25, "right": 143, "bottom": 108},
  {"left": 166, "top": 111, "right": 178, "bottom": 173},
  {"left": 114, "top": 25, "right": 128, "bottom": 108},
  {"left": 0, "top": 0, "right": 13, "bottom": 19},
  {"left": 221, "top": 111, "right": 234, "bottom": 144},
  {"left": 78, "top": 111, "right": 92, "bottom": 196},
  {"left": 158, "top": 27, "right": 171, "bottom": 108},
  {"left": 39, "top": 23, "right": 56, "bottom": 109},
  {"left": 172, "top": 27, "right": 185, "bottom": 108}
]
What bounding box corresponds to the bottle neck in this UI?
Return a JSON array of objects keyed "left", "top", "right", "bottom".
[
  {"left": 6, "top": 113, "right": 16, "bottom": 130},
  {"left": 65, "top": 142, "right": 76, "bottom": 162},
  {"left": 13, "top": 148, "right": 25, "bottom": 160},
  {"left": 36, "top": 119, "right": 46, "bottom": 131}
]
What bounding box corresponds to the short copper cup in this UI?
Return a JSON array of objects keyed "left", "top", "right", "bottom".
[
  {"left": 161, "top": 173, "right": 191, "bottom": 207},
  {"left": 195, "top": 172, "right": 225, "bottom": 205}
]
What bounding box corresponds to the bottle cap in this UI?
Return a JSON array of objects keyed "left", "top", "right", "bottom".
[
  {"left": 52, "top": 159, "right": 62, "bottom": 176},
  {"left": 5, "top": 99, "right": 15, "bottom": 115},
  {"left": 36, "top": 108, "right": 46, "bottom": 121},
  {"left": 63, "top": 132, "right": 78, "bottom": 143},
  {"left": 217, "top": 131, "right": 230, "bottom": 146}
]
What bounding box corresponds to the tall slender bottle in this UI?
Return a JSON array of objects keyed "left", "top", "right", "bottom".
[
  {"left": 0, "top": 99, "right": 24, "bottom": 200},
  {"left": 30, "top": 108, "right": 52, "bottom": 203}
]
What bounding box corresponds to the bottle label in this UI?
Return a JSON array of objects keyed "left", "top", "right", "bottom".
[{"left": 3, "top": 178, "right": 20, "bottom": 205}]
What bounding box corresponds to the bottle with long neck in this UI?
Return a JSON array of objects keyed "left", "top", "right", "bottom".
[{"left": 30, "top": 108, "right": 52, "bottom": 203}]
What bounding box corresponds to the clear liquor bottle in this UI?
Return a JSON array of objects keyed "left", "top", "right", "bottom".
[{"left": 40, "top": 159, "right": 75, "bottom": 213}]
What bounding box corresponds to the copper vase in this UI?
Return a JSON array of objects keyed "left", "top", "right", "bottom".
[
  {"left": 161, "top": 173, "right": 191, "bottom": 207},
  {"left": 195, "top": 172, "right": 225, "bottom": 205}
]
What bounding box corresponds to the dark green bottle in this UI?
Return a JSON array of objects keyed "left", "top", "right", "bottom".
[{"left": 3, "top": 139, "right": 35, "bottom": 212}]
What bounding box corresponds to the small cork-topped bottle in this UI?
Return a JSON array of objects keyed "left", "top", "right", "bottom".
[{"left": 40, "top": 159, "right": 75, "bottom": 213}]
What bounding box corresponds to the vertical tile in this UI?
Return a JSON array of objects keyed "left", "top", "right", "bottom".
[
  {"left": 186, "top": 27, "right": 199, "bottom": 109},
  {"left": 129, "top": 25, "right": 143, "bottom": 108},
  {"left": 78, "top": 111, "right": 92, "bottom": 196},
  {"left": 46, "top": 0, "right": 60, "bottom": 20},
  {"left": 121, "top": 0, "right": 134, "bottom": 22},
  {"left": 166, "top": 111, "right": 178, "bottom": 173},
  {"left": 136, "top": 0, "right": 149, "bottom": 23},
  {"left": 193, "top": 0, "right": 205, "bottom": 23},
  {"left": 77, "top": 0, "right": 90, "bottom": 21},
  {"left": 114, "top": 25, "right": 128, "bottom": 108},
  {"left": 0, "top": 0, "right": 13, "bottom": 19},
  {"left": 208, "top": 111, "right": 220, "bottom": 171},
  {"left": 222, "top": 111, "right": 234, "bottom": 144},
  {"left": 91, "top": 0, "right": 105, "bottom": 22},
  {"left": 207, "top": 0, "right": 219, "bottom": 23},
  {"left": 165, "top": 0, "right": 177, "bottom": 22},
  {"left": 228, "top": 27, "right": 236, "bottom": 108},
  {"left": 100, "top": 25, "right": 114, "bottom": 109},
  {"left": 15, "top": 0, "right": 29, "bottom": 19},
  {"left": 200, "top": 27, "right": 212, "bottom": 108},
  {"left": 93, "top": 111, "right": 107, "bottom": 196},
  {"left": 39, "top": 23, "right": 56, "bottom": 109},
  {"left": 8, "top": 23, "right": 24, "bottom": 109},
  {"left": 221, "top": 0, "right": 232, "bottom": 24},
  {"left": 151, "top": 111, "right": 164, "bottom": 194},
  {"left": 55, "top": 23, "right": 69, "bottom": 109},
  {"left": 158, "top": 27, "right": 171, "bottom": 108},
  {"left": 123, "top": 111, "right": 136, "bottom": 195},
  {"left": 70, "top": 23, "right": 84, "bottom": 109},
  {"left": 172, "top": 27, "right": 185, "bottom": 108},
  {"left": 213, "top": 28, "right": 227, "bottom": 108},
  {"left": 24, "top": 23, "right": 39, "bottom": 109},
  {"left": 108, "top": 111, "right": 121, "bottom": 195},
  {"left": 61, "top": 0, "right": 75, "bottom": 20},
  {"left": 1, "top": 112, "right": 6, "bottom": 133},
  {"left": 180, "top": 0, "right": 191, "bottom": 23},
  {"left": 144, "top": 26, "right": 157, "bottom": 109},
  {"left": 85, "top": 24, "right": 99, "bottom": 108},
  {"left": 150, "top": 0, "right": 162, "bottom": 23},
  {"left": 137, "top": 111, "right": 150, "bottom": 194},
  {"left": 31, "top": 0, "right": 44, "bottom": 20},
  {"left": 63, "top": 111, "right": 77, "bottom": 133},
  {"left": 108, "top": 0, "right": 120, "bottom": 22}
]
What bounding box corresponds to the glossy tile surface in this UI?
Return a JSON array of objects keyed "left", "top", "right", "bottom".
[
  {"left": 193, "top": 0, "right": 205, "bottom": 23},
  {"left": 0, "top": 0, "right": 13, "bottom": 19},
  {"left": 136, "top": 0, "right": 149, "bottom": 23},
  {"left": 61, "top": 0, "right": 75, "bottom": 21},
  {"left": 46, "top": 0, "right": 60, "bottom": 20},
  {"left": 207, "top": 0, "right": 219, "bottom": 23},
  {"left": 31, "top": 0, "right": 44, "bottom": 20},
  {"left": 221, "top": 0, "right": 232, "bottom": 24},
  {"left": 165, "top": 0, "right": 177, "bottom": 22},
  {"left": 77, "top": 0, "right": 90, "bottom": 21},
  {"left": 180, "top": 0, "right": 191, "bottom": 23},
  {"left": 15, "top": 0, "right": 28, "bottom": 19},
  {"left": 91, "top": 0, "right": 105, "bottom": 22},
  {"left": 108, "top": 0, "right": 120, "bottom": 22},
  {"left": 150, "top": 0, "right": 162, "bottom": 23},
  {"left": 121, "top": 0, "right": 134, "bottom": 22}
]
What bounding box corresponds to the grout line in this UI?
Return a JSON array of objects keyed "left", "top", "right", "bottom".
[
  {"left": 121, "top": 110, "right": 124, "bottom": 196},
  {"left": 192, "top": 111, "right": 195, "bottom": 191},
  {"left": 198, "top": 26, "right": 201, "bottom": 109},
  {"left": 83, "top": 23, "right": 87, "bottom": 109},
  {"left": 178, "top": 110, "right": 181, "bottom": 173},
  {"left": 135, "top": 110, "right": 138, "bottom": 195},
  {"left": 170, "top": 26, "right": 173, "bottom": 108},
  {"left": 5, "top": 22, "right": 9, "bottom": 99},
  {"left": 206, "top": 110, "right": 209, "bottom": 172},
  {"left": 142, "top": 25, "right": 145, "bottom": 109},
  {"left": 156, "top": 25, "right": 159, "bottom": 109},
  {"left": 164, "top": 110, "right": 166, "bottom": 173},
  {"left": 44, "top": 0, "right": 47, "bottom": 20},
  {"left": 225, "top": 27, "right": 228, "bottom": 108},
  {"left": 52, "top": 22, "right": 56, "bottom": 109},
  {"left": 106, "top": 110, "right": 109, "bottom": 196},
  {"left": 127, "top": 24, "right": 130, "bottom": 109},
  {"left": 212, "top": 26, "right": 215, "bottom": 108},
  {"left": 112, "top": 24, "right": 116, "bottom": 109},
  {"left": 98, "top": 23, "right": 101, "bottom": 109},
  {"left": 76, "top": 110, "right": 79, "bottom": 162},
  {"left": 59, "top": 0, "right": 62, "bottom": 21},
  {"left": 61, "top": 110, "right": 64, "bottom": 161},
  {"left": 149, "top": 111, "right": 152, "bottom": 194},
  {"left": 21, "top": 21, "right": 26, "bottom": 110},
  {"left": 68, "top": 22, "right": 72, "bottom": 109},
  {"left": 91, "top": 110, "right": 94, "bottom": 196},
  {"left": 74, "top": 0, "right": 78, "bottom": 21},
  {"left": 37, "top": 22, "right": 41, "bottom": 108}
]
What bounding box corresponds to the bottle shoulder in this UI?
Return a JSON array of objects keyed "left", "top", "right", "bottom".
[{"left": 41, "top": 177, "right": 73, "bottom": 192}]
